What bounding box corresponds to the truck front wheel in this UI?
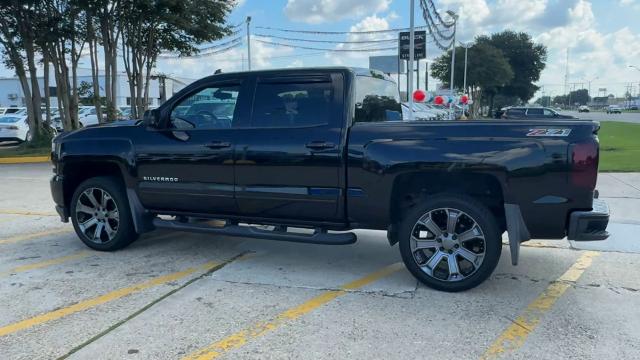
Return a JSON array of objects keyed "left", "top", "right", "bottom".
[
  {"left": 398, "top": 194, "right": 502, "bottom": 292},
  {"left": 70, "top": 176, "right": 138, "bottom": 251}
]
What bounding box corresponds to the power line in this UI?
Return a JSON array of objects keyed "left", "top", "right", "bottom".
[
  {"left": 255, "top": 25, "right": 430, "bottom": 35},
  {"left": 159, "top": 41, "right": 243, "bottom": 59},
  {"left": 254, "top": 39, "right": 398, "bottom": 52},
  {"left": 253, "top": 34, "right": 396, "bottom": 44}
]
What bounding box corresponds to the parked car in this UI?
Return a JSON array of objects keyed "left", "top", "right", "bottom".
[
  {"left": 606, "top": 105, "right": 622, "bottom": 114},
  {"left": 401, "top": 102, "right": 438, "bottom": 121},
  {"left": 502, "top": 107, "right": 577, "bottom": 120},
  {"left": 0, "top": 111, "right": 31, "bottom": 142},
  {"left": 50, "top": 67, "right": 609, "bottom": 292},
  {"left": 578, "top": 105, "right": 590, "bottom": 113},
  {"left": 630, "top": 105, "right": 639, "bottom": 110}
]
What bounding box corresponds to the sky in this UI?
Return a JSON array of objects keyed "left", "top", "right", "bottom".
[{"left": 2, "top": 0, "right": 640, "bottom": 100}]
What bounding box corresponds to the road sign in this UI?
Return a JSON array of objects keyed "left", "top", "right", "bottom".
[
  {"left": 369, "top": 55, "right": 405, "bottom": 74},
  {"left": 399, "top": 31, "right": 426, "bottom": 60}
]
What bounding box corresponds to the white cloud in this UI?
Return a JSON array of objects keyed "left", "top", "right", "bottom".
[
  {"left": 327, "top": 14, "right": 394, "bottom": 64},
  {"left": 284, "top": 0, "right": 392, "bottom": 24}
]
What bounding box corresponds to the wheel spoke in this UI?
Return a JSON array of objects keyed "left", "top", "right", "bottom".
[
  {"left": 93, "top": 222, "right": 105, "bottom": 242},
  {"left": 420, "top": 217, "right": 442, "bottom": 238},
  {"left": 458, "top": 225, "right": 483, "bottom": 242},
  {"left": 101, "top": 191, "right": 110, "bottom": 208},
  {"left": 446, "top": 209, "right": 459, "bottom": 234},
  {"left": 79, "top": 217, "right": 98, "bottom": 233},
  {"left": 76, "top": 204, "right": 95, "bottom": 215},
  {"left": 447, "top": 254, "right": 460, "bottom": 279},
  {"left": 425, "top": 250, "right": 446, "bottom": 270},
  {"left": 412, "top": 237, "right": 439, "bottom": 251},
  {"left": 107, "top": 209, "right": 119, "bottom": 220},
  {"left": 457, "top": 247, "right": 481, "bottom": 266},
  {"left": 104, "top": 221, "right": 117, "bottom": 240},
  {"left": 83, "top": 189, "right": 100, "bottom": 208}
]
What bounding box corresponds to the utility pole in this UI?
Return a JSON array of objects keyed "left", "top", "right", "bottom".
[
  {"left": 460, "top": 42, "right": 472, "bottom": 94},
  {"left": 408, "top": 0, "right": 415, "bottom": 120},
  {"left": 446, "top": 11, "right": 458, "bottom": 120},
  {"left": 246, "top": 16, "right": 252, "bottom": 71}
]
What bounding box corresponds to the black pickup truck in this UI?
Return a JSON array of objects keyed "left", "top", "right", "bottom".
[{"left": 50, "top": 67, "right": 609, "bottom": 292}]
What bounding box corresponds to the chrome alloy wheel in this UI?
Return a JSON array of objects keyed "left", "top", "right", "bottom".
[
  {"left": 410, "top": 208, "right": 486, "bottom": 282},
  {"left": 75, "top": 187, "right": 120, "bottom": 243}
]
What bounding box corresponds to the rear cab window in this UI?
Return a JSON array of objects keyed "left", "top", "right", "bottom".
[{"left": 354, "top": 72, "right": 402, "bottom": 123}]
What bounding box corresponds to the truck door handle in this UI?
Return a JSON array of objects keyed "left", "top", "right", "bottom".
[
  {"left": 205, "top": 141, "right": 231, "bottom": 149},
  {"left": 305, "top": 141, "right": 335, "bottom": 150}
]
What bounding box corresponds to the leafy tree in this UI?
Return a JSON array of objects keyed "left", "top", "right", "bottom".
[
  {"left": 477, "top": 31, "right": 547, "bottom": 103},
  {"left": 431, "top": 42, "right": 513, "bottom": 116},
  {"left": 120, "top": 0, "right": 235, "bottom": 119}
]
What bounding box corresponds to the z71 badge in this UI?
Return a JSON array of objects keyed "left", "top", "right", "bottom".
[{"left": 526, "top": 128, "right": 572, "bottom": 137}]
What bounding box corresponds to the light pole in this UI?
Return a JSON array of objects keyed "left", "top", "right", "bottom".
[
  {"left": 246, "top": 16, "right": 252, "bottom": 70},
  {"left": 631, "top": 66, "right": 640, "bottom": 98},
  {"left": 446, "top": 10, "right": 458, "bottom": 120},
  {"left": 586, "top": 76, "right": 598, "bottom": 104},
  {"left": 460, "top": 42, "right": 472, "bottom": 94},
  {"left": 408, "top": 0, "right": 415, "bottom": 121}
]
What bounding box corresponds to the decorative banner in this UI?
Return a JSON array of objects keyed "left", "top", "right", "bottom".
[
  {"left": 413, "top": 89, "right": 426, "bottom": 102},
  {"left": 460, "top": 95, "right": 469, "bottom": 104}
]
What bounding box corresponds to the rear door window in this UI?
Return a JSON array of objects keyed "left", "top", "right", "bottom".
[
  {"left": 250, "top": 77, "right": 334, "bottom": 128},
  {"left": 526, "top": 108, "right": 544, "bottom": 116},
  {"left": 354, "top": 75, "right": 402, "bottom": 123}
]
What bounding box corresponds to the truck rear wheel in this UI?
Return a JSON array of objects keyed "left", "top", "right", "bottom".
[
  {"left": 70, "top": 176, "right": 138, "bottom": 251},
  {"left": 398, "top": 194, "right": 501, "bottom": 292}
]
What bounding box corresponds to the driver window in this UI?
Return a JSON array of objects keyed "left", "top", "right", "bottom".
[
  {"left": 543, "top": 108, "right": 556, "bottom": 116},
  {"left": 170, "top": 85, "right": 240, "bottom": 129}
]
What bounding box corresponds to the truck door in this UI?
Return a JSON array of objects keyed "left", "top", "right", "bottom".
[
  {"left": 135, "top": 77, "right": 250, "bottom": 215},
  {"left": 234, "top": 72, "right": 346, "bottom": 223}
]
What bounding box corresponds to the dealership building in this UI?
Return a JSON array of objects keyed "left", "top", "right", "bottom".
[{"left": 0, "top": 70, "right": 192, "bottom": 108}]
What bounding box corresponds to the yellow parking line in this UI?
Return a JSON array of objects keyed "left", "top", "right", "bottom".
[
  {"left": 0, "top": 260, "right": 223, "bottom": 337},
  {"left": 182, "top": 262, "right": 405, "bottom": 360},
  {"left": 0, "top": 156, "right": 50, "bottom": 164},
  {"left": 0, "top": 228, "right": 71, "bottom": 245},
  {"left": 480, "top": 251, "right": 600, "bottom": 360},
  {"left": 0, "top": 250, "right": 91, "bottom": 278},
  {"left": 0, "top": 210, "right": 58, "bottom": 216}
]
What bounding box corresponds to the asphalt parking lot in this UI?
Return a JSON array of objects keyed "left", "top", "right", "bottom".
[{"left": 1, "top": 163, "right": 639, "bottom": 360}]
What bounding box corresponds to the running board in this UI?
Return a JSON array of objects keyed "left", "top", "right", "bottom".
[{"left": 152, "top": 218, "right": 357, "bottom": 245}]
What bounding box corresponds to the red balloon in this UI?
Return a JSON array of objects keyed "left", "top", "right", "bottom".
[
  {"left": 413, "top": 89, "right": 426, "bottom": 102},
  {"left": 461, "top": 95, "right": 469, "bottom": 104},
  {"left": 434, "top": 96, "right": 444, "bottom": 105}
]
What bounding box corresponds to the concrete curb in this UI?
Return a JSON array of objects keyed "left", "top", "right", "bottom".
[{"left": 0, "top": 156, "right": 50, "bottom": 164}]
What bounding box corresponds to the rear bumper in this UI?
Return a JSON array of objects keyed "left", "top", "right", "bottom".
[
  {"left": 567, "top": 198, "right": 609, "bottom": 241},
  {"left": 50, "top": 175, "right": 69, "bottom": 222}
]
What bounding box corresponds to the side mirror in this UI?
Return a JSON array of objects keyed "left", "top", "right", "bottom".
[{"left": 143, "top": 109, "right": 160, "bottom": 128}]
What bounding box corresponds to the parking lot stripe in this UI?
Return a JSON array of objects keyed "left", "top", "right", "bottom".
[
  {"left": 182, "top": 262, "right": 404, "bottom": 360},
  {"left": 0, "top": 209, "right": 58, "bottom": 216},
  {"left": 0, "top": 228, "right": 71, "bottom": 245},
  {"left": 0, "top": 156, "right": 50, "bottom": 164},
  {"left": 0, "top": 260, "right": 225, "bottom": 337},
  {"left": 0, "top": 250, "right": 90, "bottom": 277},
  {"left": 480, "top": 251, "right": 600, "bottom": 360}
]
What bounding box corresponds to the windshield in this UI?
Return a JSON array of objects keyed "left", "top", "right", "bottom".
[{"left": 0, "top": 116, "right": 22, "bottom": 123}]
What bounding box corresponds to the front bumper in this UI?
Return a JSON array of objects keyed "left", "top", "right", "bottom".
[
  {"left": 50, "top": 175, "right": 69, "bottom": 222},
  {"left": 567, "top": 198, "right": 609, "bottom": 241}
]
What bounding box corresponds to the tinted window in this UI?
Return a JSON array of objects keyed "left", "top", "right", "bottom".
[
  {"left": 251, "top": 80, "right": 333, "bottom": 128},
  {"left": 527, "top": 108, "right": 543, "bottom": 116},
  {"left": 170, "top": 85, "right": 240, "bottom": 129},
  {"left": 543, "top": 108, "right": 556, "bottom": 116},
  {"left": 354, "top": 75, "right": 402, "bottom": 123},
  {"left": 506, "top": 108, "right": 525, "bottom": 116}
]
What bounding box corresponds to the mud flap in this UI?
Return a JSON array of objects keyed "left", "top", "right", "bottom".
[
  {"left": 126, "top": 188, "right": 155, "bottom": 234},
  {"left": 504, "top": 204, "right": 531, "bottom": 266}
]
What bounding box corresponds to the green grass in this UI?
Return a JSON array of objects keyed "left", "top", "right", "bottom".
[
  {"left": 598, "top": 121, "right": 640, "bottom": 172},
  {"left": 0, "top": 144, "right": 50, "bottom": 158}
]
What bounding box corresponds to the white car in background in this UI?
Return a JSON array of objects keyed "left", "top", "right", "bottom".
[
  {"left": 401, "top": 102, "right": 439, "bottom": 121},
  {"left": 0, "top": 109, "right": 31, "bottom": 142}
]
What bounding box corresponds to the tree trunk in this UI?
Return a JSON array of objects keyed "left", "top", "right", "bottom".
[
  {"left": 23, "top": 37, "right": 43, "bottom": 140},
  {"left": 88, "top": 34, "right": 103, "bottom": 123},
  {"left": 43, "top": 55, "right": 51, "bottom": 126}
]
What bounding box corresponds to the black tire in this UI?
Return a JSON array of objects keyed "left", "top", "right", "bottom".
[
  {"left": 70, "top": 176, "right": 138, "bottom": 251},
  {"left": 398, "top": 193, "right": 502, "bottom": 292}
]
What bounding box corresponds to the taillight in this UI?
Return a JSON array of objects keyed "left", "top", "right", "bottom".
[{"left": 570, "top": 140, "right": 598, "bottom": 189}]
